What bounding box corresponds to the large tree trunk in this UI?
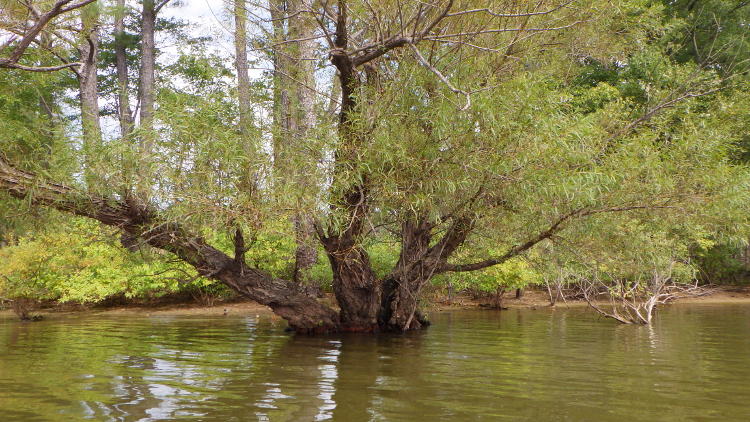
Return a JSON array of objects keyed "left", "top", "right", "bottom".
[
  {"left": 36, "top": 32, "right": 58, "bottom": 169},
  {"left": 138, "top": 0, "right": 156, "bottom": 133},
  {"left": 269, "top": 0, "right": 287, "bottom": 163},
  {"left": 321, "top": 234, "right": 381, "bottom": 331},
  {"left": 234, "top": 0, "right": 252, "bottom": 139},
  {"left": 113, "top": 0, "right": 136, "bottom": 202},
  {"left": 378, "top": 219, "right": 433, "bottom": 330},
  {"left": 379, "top": 216, "right": 473, "bottom": 330}
]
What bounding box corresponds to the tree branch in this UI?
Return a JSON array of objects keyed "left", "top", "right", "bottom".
[
  {"left": 154, "top": 0, "right": 172, "bottom": 14},
  {"left": 351, "top": 0, "right": 454, "bottom": 67},
  {"left": 444, "top": 1, "right": 576, "bottom": 19},
  {"left": 0, "top": 154, "right": 339, "bottom": 331},
  {"left": 438, "top": 205, "right": 674, "bottom": 273},
  {"left": 1, "top": 62, "right": 81, "bottom": 72},
  {"left": 0, "top": 0, "right": 98, "bottom": 69},
  {"left": 409, "top": 43, "right": 471, "bottom": 110}
]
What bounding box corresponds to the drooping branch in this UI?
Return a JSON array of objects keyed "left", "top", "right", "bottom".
[
  {"left": 438, "top": 205, "right": 675, "bottom": 273},
  {"left": 422, "top": 21, "right": 587, "bottom": 41},
  {"left": 0, "top": 154, "right": 340, "bottom": 332},
  {"left": 342, "top": 0, "right": 583, "bottom": 68},
  {"left": 604, "top": 87, "right": 723, "bottom": 145}
]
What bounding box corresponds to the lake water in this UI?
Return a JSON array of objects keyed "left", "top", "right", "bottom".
[{"left": 1, "top": 305, "right": 749, "bottom": 421}]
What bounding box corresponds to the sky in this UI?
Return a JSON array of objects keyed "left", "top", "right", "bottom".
[
  {"left": 162, "top": 0, "right": 236, "bottom": 58},
  {"left": 159, "top": 0, "right": 275, "bottom": 79}
]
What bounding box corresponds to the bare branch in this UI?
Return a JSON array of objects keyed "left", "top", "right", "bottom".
[
  {"left": 0, "top": 0, "right": 98, "bottom": 70},
  {"left": 154, "top": 0, "right": 172, "bottom": 14},
  {"left": 409, "top": 43, "right": 471, "bottom": 110},
  {"left": 350, "top": 0, "right": 454, "bottom": 67},
  {"left": 2, "top": 61, "right": 81, "bottom": 72},
  {"left": 423, "top": 20, "right": 587, "bottom": 41},
  {"left": 444, "top": 1, "right": 576, "bottom": 19},
  {"left": 58, "top": 0, "right": 99, "bottom": 14}
]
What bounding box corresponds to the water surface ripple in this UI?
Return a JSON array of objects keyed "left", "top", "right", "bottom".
[{"left": 1, "top": 305, "right": 749, "bottom": 421}]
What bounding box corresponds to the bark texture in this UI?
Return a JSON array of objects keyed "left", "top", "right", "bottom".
[
  {"left": 114, "top": 0, "right": 134, "bottom": 138},
  {"left": 320, "top": 232, "right": 381, "bottom": 331},
  {"left": 135, "top": 0, "right": 157, "bottom": 200},
  {"left": 234, "top": 0, "right": 259, "bottom": 196},
  {"left": 78, "top": 10, "right": 101, "bottom": 190},
  {"left": 137, "top": 0, "right": 156, "bottom": 133},
  {"left": 270, "top": 0, "right": 319, "bottom": 283}
]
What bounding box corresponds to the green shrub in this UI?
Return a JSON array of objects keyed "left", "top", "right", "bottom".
[
  {"left": 0, "top": 218, "right": 221, "bottom": 304},
  {"left": 434, "top": 253, "right": 542, "bottom": 296}
]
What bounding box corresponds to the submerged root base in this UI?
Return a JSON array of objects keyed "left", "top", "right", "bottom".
[{"left": 290, "top": 320, "right": 431, "bottom": 335}]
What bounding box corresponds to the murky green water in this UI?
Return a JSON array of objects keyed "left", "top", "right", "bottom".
[{"left": 1, "top": 305, "right": 749, "bottom": 421}]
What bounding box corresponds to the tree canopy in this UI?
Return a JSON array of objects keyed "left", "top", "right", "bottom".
[{"left": 1, "top": 0, "right": 749, "bottom": 331}]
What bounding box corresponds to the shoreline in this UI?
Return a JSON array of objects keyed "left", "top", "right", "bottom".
[
  {"left": 2, "top": 286, "right": 750, "bottom": 320},
  {"left": 429, "top": 285, "right": 750, "bottom": 310}
]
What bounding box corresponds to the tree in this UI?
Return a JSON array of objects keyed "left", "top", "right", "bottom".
[
  {"left": 268, "top": 0, "right": 322, "bottom": 284},
  {"left": 77, "top": 4, "right": 103, "bottom": 189},
  {"left": 1, "top": 0, "right": 748, "bottom": 333}
]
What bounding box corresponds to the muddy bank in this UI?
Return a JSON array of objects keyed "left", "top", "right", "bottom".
[
  {"left": 429, "top": 285, "right": 750, "bottom": 311},
  {"left": 0, "top": 299, "right": 275, "bottom": 320},
  {"left": 2, "top": 286, "right": 750, "bottom": 320}
]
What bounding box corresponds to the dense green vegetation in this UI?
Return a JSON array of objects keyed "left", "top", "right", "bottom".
[{"left": 1, "top": 0, "right": 749, "bottom": 329}]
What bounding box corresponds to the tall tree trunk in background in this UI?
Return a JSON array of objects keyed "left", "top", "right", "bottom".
[
  {"left": 234, "top": 0, "right": 251, "bottom": 139},
  {"left": 37, "top": 32, "right": 57, "bottom": 170},
  {"left": 270, "top": 0, "right": 319, "bottom": 284},
  {"left": 233, "top": 0, "right": 257, "bottom": 196},
  {"left": 114, "top": 0, "right": 134, "bottom": 139},
  {"left": 78, "top": 7, "right": 102, "bottom": 191},
  {"left": 136, "top": 0, "right": 157, "bottom": 199},
  {"left": 138, "top": 0, "right": 156, "bottom": 133},
  {"left": 115, "top": 0, "right": 138, "bottom": 250},
  {"left": 289, "top": 0, "right": 319, "bottom": 285},
  {"left": 270, "top": 0, "right": 288, "bottom": 166}
]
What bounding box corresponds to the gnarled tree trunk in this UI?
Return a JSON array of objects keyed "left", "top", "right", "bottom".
[
  {"left": 378, "top": 219, "right": 434, "bottom": 330},
  {"left": 322, "top": 238, "right": 381, "bottom": 331}
]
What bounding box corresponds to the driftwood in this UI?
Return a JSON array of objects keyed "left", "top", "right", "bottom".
[{"left": 577, "top": 262, "right": 716, "bottom": 324}]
